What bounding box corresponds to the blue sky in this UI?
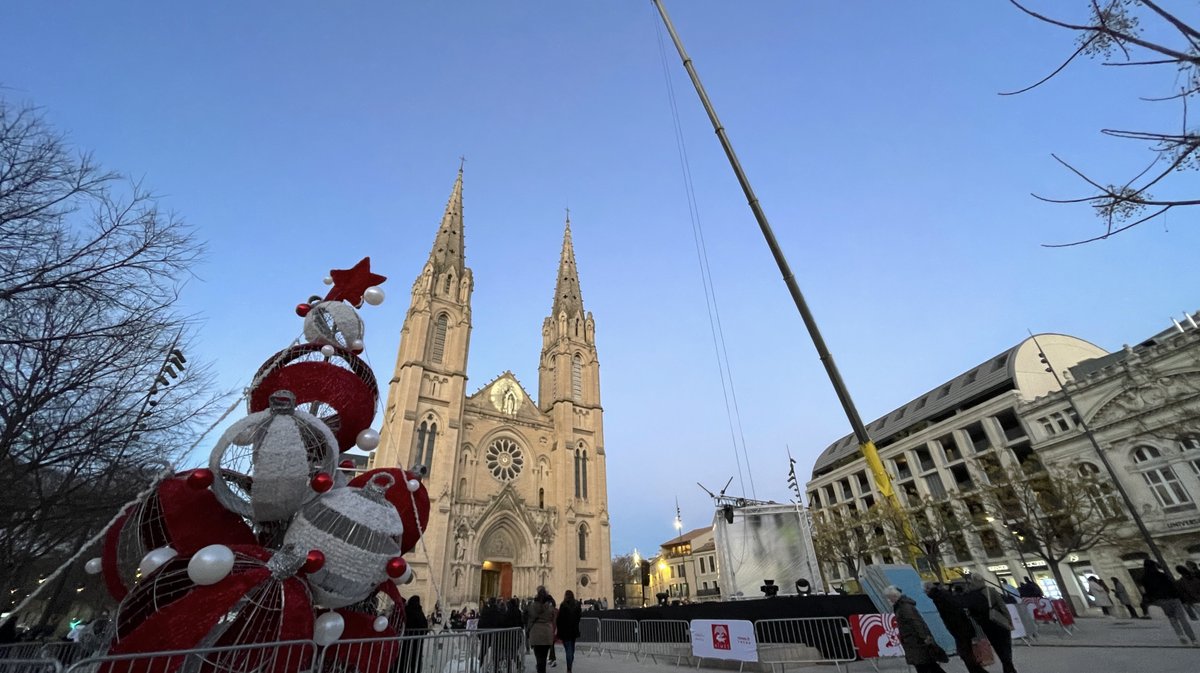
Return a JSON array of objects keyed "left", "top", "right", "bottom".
[{"left": 4, "top": 1, "right": 1198, "bottom": 561}]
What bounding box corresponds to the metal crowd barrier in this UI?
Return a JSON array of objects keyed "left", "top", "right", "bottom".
[
  {"left": 0, "top": 644, "right": 88, "bottom": 669},
  {"left": 0, "top": 659, "right": 63, "bottom": 673},
  {"left": 319, "top": 628, "right": 525, "bottom": 673},
  {"left": 596, "top": 619, "right": 639, "bottom": 660},
  {"left": 753, "top": 617, "right": 857, "bottom": 673},
  {"left": 636, "top": 620, "right": 690, "bottom": 665},
  {"left": 64, "top": 639, "right": 316, "bottom": 673},
  {"left": 576, "top": 618, "right": 601, "bottom": 656}
]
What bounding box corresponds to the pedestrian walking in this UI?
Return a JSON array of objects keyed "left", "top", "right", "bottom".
[
  {"left": 556, "top": 591, "right": 582, "bottom": 673},
  {"left": 1138, "top": 559, "right": 1197, "bottom": 645},
  {"left": 545, "top": 594, "right": 558, "bottom": 667},
  {"left": 1111, "top": 577, "right": 1143, "bottom": 619},
  {"left": 884, "top": 586, "right": 948, "bottom": 673},
  {"left": 399, "top": 596, "right": 428, "bottom": 673},
  {"left": 963, "top": 575, "right": 1017, "bottom": 673},
  {"left": 527, "top": 586, "right": 556, "bottom": 673},
  {"left": 1017, "top": 577, "right": 1042, "bottom": 599},
  {"left": 1087, "top": 577, "right": 1114, "bottom": 616},
  {"left": 925, "top": 583, "right": 989, "bottom": 673},
  {"left": 1174, "top": 566, "right": 1200, "bottom": 620}
]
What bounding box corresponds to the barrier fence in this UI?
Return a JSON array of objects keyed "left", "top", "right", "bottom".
[
  {"left": 64, "top": 639, "right": 315, "bottom": 673},
  {"left": 0, "top": 659, "right": 63, "bottom": 673},
  {"left": 636, "top": 620, "right": 690, "bottom": 665},
  {"left": 0, "top": 644, "right": 88, "bottom": 669},
  {"left": 596, "top": 619, "right": 639, "bottom": 659},
  {"left": 576, "top": 618, "right": 601, "bottom": 656},
  {"left": 754, "top": 618, "right": 856, "bottom": 672}
]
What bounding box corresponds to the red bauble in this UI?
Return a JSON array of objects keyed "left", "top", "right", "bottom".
[
  {"left": 348, "top": 468, "right": 430, "bottom": 554},
  {"left": 248, "top": 343, "right": 378, "bottom": 452},
  {"left": 325, "top": 257, "right": 388, "bottom": 308},
  {"left": 101, "top": 472, "right": 256, "bottom": 601},
  {"left": 185, "top": 468, "right": 214, "bottom": 490},
  {"left": 339, "top": 459, "right": 356, "bottom": 469},
  {"left": 107, "top": 545, "right": 313, "bottom": 673},
  {"left": 385, "top": 557, "right": 407, "bottom": 579},
  {"left": 296, "top": 303, "right": 312, "bottom": 317},
  {"left": 311, "top": 472, "right": 334, "bottom": 493},
  {"left": 304, "top": 549, "right": 326, "bottom": 574}
]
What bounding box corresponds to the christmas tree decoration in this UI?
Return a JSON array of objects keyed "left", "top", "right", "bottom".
[
  {"left": 324, "top": 257, "right": 387, "bottom": 308},
  {"left": 185, "top": 468, "right": 214, "bottom": 490},
  {"left": 313, "top": 611, "right": 345, "bottom": 646},
  {"left": 304, "top": 550, "right": 326, "bottom": 574},
  {"left": 362, "top": 286, "right": 385, "bottom": 306},
  {"left": 138, "top": 547, "right": 178, "bottom": 576},
  {"left": 108, "top": 546, "right": 314, "bottom": 673},
  {"left": 349, "top": 468, "right": 430, "bottom": 555},
  {"left": 101, "top": 472, "right": 256, "bottom": 600},
  {"left": 282, "top": 475, "right": 403, "bottom": 608},
  {"left": 248, "top": 344, "right": 378, "bottom": 452},
  {"left": 186, "top": 544, "right": 237, "bottom": 586},
  {"left": 209, "top": 391, "right": 338, "bottom": 523},
  {"left": 303, "top": 300, "right": 365, "bottom": 349},
  {"left": 84, "top": 558, "right": 103, "bottom": 575},
  {"left": 355, "top": 428, "right": 380, "bottom": 451}
]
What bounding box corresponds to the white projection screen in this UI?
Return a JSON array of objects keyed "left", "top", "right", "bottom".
[{"left": 713, "top": 503, "right": 824, "bottom": 599}]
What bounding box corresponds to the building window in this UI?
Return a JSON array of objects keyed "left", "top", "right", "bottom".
[
  {"left": 539, "top": 488, "right": 545, "bottom": 508},
  {"left": 485, "top": 438, "right": 524, "bottom": 482},
  {"left": 1078, "top": 462, "right": 1123, "bottom": 519},
  {"left": 571, "top": 354, "right": 583, "bottom": 401},
  {"left": 573, "top": 445, "right": 589, "bottom": 499},
  {"left": 430, "top": 313, "right": 448, "bottom": 364},
  {"left": 915, "top": 447, "right": 936, "bottom": 473},
  {"left": 894, "top": 456, "right": 912, "bottom": 480},
  {"left": 925, "top": 473, "right": 947, "bottom": 499},
  {"left": 413, "top": 417, "right": 438, "bottom": 474},
  {"left": 1133, "top": 445, "right": 1193, "bottom": 508},
  {"left": 578, "top": 524, "right": 588, "bottom": 561}
]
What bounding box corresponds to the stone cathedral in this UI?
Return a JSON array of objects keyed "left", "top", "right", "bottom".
[{"left": 372, "top": 170, "right": 612, "bottom": 610}]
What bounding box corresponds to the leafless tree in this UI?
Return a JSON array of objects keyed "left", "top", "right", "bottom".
[
  {"left": 810, "top": 506, "right": 885, "bottom": 589},
  {"left": 1006, "top": 1, "right": 1199, "bottom": 245},
  {"left": 976, "top": 461, "right": 1121, "bottom": 615},
  {"left": 877, "top": 496, "right": 969, "bottom": 581},
  {"left": 0, "top": 99, "right": 221, "bottom": 621}
]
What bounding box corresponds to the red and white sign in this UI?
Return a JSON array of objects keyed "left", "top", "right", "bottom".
[
  {"left": 691, "top": 619, "right": 757, "bottom": 662},
  {"left": 849, "top": 614, "right": 904, "bottom": 659}
]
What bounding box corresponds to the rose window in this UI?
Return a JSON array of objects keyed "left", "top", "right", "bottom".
[{"left": 486, "top": 439, "right": 524, "bottom": 482}]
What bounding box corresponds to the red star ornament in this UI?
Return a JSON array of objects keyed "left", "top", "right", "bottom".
[{"left": 325, "top": 257, "right": 387, "bottom": 307}]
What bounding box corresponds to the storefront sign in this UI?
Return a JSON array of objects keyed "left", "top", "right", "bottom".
[
  {"left": 987, "top": 564, "right": 1010, "bottom": 572},
  {"left": 691, "top": 619, "right": 757, "bottom": 662}
]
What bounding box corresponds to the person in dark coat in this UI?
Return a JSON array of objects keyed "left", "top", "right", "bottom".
[
  {"left": 555, "top": 591, "right": 583, "bottom": 673},
  {"left": 963, "top": 575, "right": 1016, "bottom": 673},
  {"left": 884, "top": 586, "right": 946, "bottom": 673},
  {"left": 479, "top": 599, "right": 504, "bottom": 672},
  {"left": 1140, "top": 560, "right": 1196, "bottom": 644},
  {"left": 1174, "top": 566, "right": 1200, "bottom": 620},
  {"left": 926, "top": 584, "right": 989, "bottom": 673},
  {"left": 399, "top": 596, "right": 429, "bottom": 673},
  {"left": 1017, "top": 577, "right": 1042, "bottom": 598}
]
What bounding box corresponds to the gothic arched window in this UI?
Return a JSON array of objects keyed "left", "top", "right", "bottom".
[
  {"left": 431, "top": 314, "right": 448, "bottom": 364},
  {"left": 577, "top": 524, "right": 588, "bottom": 561},
  {"left": 539, "top": 488, "right": 545, "bottom": 509},
  {"left": 579, "top": 443, "right": 589, "bottom": 500},
  {"left": 571, "top": 354, "right": 582, "bottom": 401},
  {"left": 443, "top": 274, "right": 453, "bottom": 296},
  {"left": 413, "top": 415, "right": 438, "bottom": 477},
  {"left": 573, "top": 448, "right": 582, "bottom": 499}
]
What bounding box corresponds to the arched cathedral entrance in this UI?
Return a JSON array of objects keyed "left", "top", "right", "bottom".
[{"left": 476, "top": 521, "right": 531, "bottom": 604}]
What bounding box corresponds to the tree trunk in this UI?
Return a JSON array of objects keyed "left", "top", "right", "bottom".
[{"left": 1047, "top": 560, "right": 1081, "bottom": 617}]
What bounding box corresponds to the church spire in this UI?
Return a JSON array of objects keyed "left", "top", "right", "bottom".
[
  {"left": 427, "top": 168, "right": 465, "bottom": 276},
  {"left": 551, "top": 212, "right": 584, "bottom": 316}
]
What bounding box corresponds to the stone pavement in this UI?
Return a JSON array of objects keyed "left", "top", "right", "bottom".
[{"left": 549, "top": 617, "right": 1198, "bottom": 673}]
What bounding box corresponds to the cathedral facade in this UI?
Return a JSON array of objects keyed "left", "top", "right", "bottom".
[{"left": 372, "top": 170, "right": 612, "bottom": 610}]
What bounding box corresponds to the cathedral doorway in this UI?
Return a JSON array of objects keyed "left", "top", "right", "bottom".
[{"left": 480, "top": 561, "right": 513, "bottom": 603}]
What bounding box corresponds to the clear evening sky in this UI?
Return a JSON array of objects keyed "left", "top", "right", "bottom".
[{"left": 4, "top": 2, "right": 1197, "bottom": 559}]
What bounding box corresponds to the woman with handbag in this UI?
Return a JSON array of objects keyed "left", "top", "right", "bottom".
[
  {"left": 964, "top": 575, "right": 1017, "bottom": 673},
  {"left": 884, "top": 586, "right": 948, "bottom": 673},
  {"left": 926, "top": 583, "right": 990, "bottom": 673}
]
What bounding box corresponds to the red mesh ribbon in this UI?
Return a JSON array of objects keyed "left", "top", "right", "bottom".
[{"left": 249, "top": 344, "right": 378, "bottom": 451}]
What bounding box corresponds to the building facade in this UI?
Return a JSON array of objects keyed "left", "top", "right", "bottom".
[
  {"left": 806, "top": 334, "right": 1108, "bottom": 601},
  {"left": 1020, "top": 316, "right": 1200, "bottom": 610},
  {"left": 648, "top": 526, "right": 721, "bottom": 603},
  {"left": 371, "top": 171, "right": 612, "bottom": 610}
]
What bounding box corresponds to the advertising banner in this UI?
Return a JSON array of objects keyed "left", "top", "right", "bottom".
[
  {"left": 848, "top": 614, "right": 904, "bottom": 659},
  {"left": 691, "top": 619, "right": 758, "bottom": 662}
]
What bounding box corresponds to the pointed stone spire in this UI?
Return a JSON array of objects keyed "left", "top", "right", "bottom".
[
  {"left": 426, "top": 168, "right": 465, "bottom": 276},
  {"left": 551, "top": 212, "right": 584, "bottom": 316}
]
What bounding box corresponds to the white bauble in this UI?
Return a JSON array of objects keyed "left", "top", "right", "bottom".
[
  {"left": 348, "top": 338, "right": 365, "bottom": 352},
  {"left": 313, "top": 611, "right": 345, "bottom": 646},
  {"left": 373, "top": 615, "right": 389, "bottom": 633},
  {"left": 84, "top": 557, "right": 103, "bottom": 575},
  {"left": 356, "top": 428, "right": 380, "bottom": 451},
  {"left": 139, "top": 547, "right": 178, "bottom": 576},
  {"left": 406, "top": 479, "right": 421, "bottom": 493},
  {"left": 187, "top": 544, "right": 236, "bottom": 586},
  {"left": 363, "top": 286, "right": 385, "bottom": 306},
  {"left": 320, "top": 344, "right": 336, "bottom": 358}
]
